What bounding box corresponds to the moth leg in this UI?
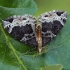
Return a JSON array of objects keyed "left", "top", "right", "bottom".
[{"left": 36, "top": 23, "right": 42, "bottom": 53}]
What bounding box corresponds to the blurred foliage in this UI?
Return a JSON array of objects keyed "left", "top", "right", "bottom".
[
  {"left": 34, "top": 0, "right": 70, "bottom": 16},
  {"left": 41, "top": 64, "right": 62, "bottom": 70}
]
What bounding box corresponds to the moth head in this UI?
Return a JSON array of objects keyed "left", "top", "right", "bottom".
[{"left": 36, "top": 24, "right": 42, "bottom": 31}]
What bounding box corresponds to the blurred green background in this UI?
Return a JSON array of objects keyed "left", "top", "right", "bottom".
[{"left": 34, "top": 0, "right": 70, "bottom": 17}]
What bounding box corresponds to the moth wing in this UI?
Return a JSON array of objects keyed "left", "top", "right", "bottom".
[
  {"left": 2, "top": 15, "right": 38, "bottom": 47},
  {"left": 38, "top": 10, "right": 67, "bottom": 47}
]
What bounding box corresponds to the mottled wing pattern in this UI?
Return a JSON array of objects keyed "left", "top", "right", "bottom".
[
  {"left": 2, "top": 15, "right": 38, "bottom": 47},
  {"left": 2, "top": 10, "right": 67, "bottom": 51},
  {"left": 38, "top": 10, "right": 67, "bottom": 46}
]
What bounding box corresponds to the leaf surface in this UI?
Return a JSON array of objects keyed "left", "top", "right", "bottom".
[
  {"left": 41, "top": 64, "right": 62, "bottom": 70},
  {"left": 0, "top": 0, "right": 70, "bottom": 70},
  {"left": 0, "top": 0, "right": 37, "bottom": 19},
  {"left": 0, "top": 15, "right": 70, "bottom": 70}
]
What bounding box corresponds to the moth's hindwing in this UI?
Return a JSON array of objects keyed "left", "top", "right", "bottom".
[
  {"left": 2, "top": 15, "right": 38, "bottom": 47},
  {"left": 38, "top": 10, "right": 67, "bottom": 46}
]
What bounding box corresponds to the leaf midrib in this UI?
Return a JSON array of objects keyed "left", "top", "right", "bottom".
[{"left": 0, "top": 23, "right": 27, "bottom": 70}]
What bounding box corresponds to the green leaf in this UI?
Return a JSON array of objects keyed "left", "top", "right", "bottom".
[
  {"left": 0, "top": 0, "right": 37, "bottom": 19},
  {"left": 0, "top": 0, "right": 70, "bottom": 70},
  {"left": 41, "top": 64, "right": 63, "bottom": 70},
  {"left": 0, "top": 15, "right": 70, "bottom": 70}
]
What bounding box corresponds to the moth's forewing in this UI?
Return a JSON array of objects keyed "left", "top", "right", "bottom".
[
  {"left": 38, "top": 10, "right": 67, "bottom": 47},
  {"left": 2, "top": 10, "right": 67, "bottom": 53},
  {"left": 2, "top": 15, "right": 38, "bottom": 47}
]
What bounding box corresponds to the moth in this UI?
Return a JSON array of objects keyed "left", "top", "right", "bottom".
[{"left": 2, "top": 10, "right": 67, "bottom": 53}]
